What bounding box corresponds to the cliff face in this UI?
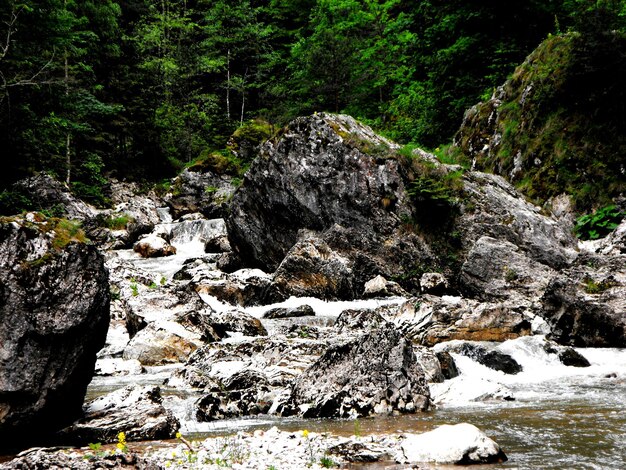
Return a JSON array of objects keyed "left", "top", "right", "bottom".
[{"left": 453, "top": 32, "right": 626, "bottom": 212}]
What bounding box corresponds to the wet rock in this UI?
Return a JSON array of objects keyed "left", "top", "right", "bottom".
[
  {"left": 194, "top": 269, "right": 272, "bottom": 307},
  {"left": 390, "top": 296, "right": 532, "bottom": 346},
  {"left": 558, "top": 348, "right": 591, "bottom": 367},
  {"left": 0, "top": 218, "right": 109, "bottom": 446},
  {"left": 263, "top": 304, "right": 315, "bottom": 319},
  {"left": 540, "top": 253, "right": 626, "bottom": 347},
  {"left": 208, "top": 310, "right": 267, "bottom": 338},
  {"left": 205, "top": 235, "right": 231, "bottom": 253},
  {"left": 60, "top": 385, "right": 179, "bottom": 444},
  {"left": 430, "top": 377, "right": 515, "bottom": 404},
  {"left": 95, "top": 358, "right": 144, "bottom": 376},
  {"left": 436, "top": 351, "right": 459, "bottom": 380},
  {"left": 363, "top": 275, "right": 407, "bottom": 298},
  {"left": 420, "top": 272, "right": 448, "bottom": 294},
  {"left": 269, "top": 235, "right": 355, "bottom": 301},
  {"left": 414, "top": 346, "right": 444, "bottom": 383},
  {"left": 133, "top": 234, "right": 177, "bottom": 258},
  {"left": 443, "top": 342, "right": 522, "bottom": 374},
  {"left": 122, "top": 322, "right": 203, "bottom": 366},
  {"left": 165, "top": 169, "right": 234, "bottom": 220},
  {"left": 399, "top": 423, "right": 507, "bottom": 464},
  {"left": 285, "top": 324, "right": 430, "bottom": 418}
]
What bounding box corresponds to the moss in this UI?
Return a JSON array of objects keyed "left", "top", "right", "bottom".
[{"left": 101, "top": 214, "right": 134, "bottom": 230}]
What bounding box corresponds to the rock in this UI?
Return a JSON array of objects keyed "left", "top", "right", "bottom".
[
  {"left": 436, "top": 351, "right": 459, "bottom": 380},
  {"left": 95, "top": 358, "right": 144, "bottom": 376},
  {"left": 60, "top": 385, "right": 179, "bottom": 444},
  {"left": 430, "top": 377, "right": 515, "bottom": 404},
  {"left": 334, "top": 309, "right": 388, "bottom": 332},
  {"left": 540, "top": 253, "right": 626, "bottom": 347},
  {"left": 420, "top": 272, "right": 448, "bottom": 294},
  {"left": 133, "top": 234, "right": 177, "bottom": 258},
  {"left": 327, "top": 441, "right": 391, "bottom": 463},
  {"left": 399, "top": 423, "right": 507, "bottom": 464},
  {"left": 207, "top": 310, "right": 268, "bottom": 338},
  {"left": 166, "top": 169, "right": 234, "bottom": 220},
  {"left": 443, "top": 342, "right": 522, "bottom": 374},
  {"left": 0, "top": 448, "right": 153, "bottom": 470},
  {"left": 269, "top": 234, "right": 355, "bottom": 301},
  {"left": 363, "top": 275, "right": 407, "bottom": 298},
  {"left": 227, "top": 113, "right": 434, "bottom": 293},
  {"left": 205, "top": 235, "right": 231, "bottom": 253},
  {"left": 597, "top": 218, "right": 626, "bottom": 255},
  {"left": 558, "top": 348, "right": 591, "bottom": 367},
  {"left": 122, "top": 322, "right": 203, "bottom": 366},
  {"left": 285, "top": 324, "right": 430, "bottom": 418},
  {"left": 413, "top": 346, "right": 445, "bottom": 383},
  {"left": 3, "top": 174, "right": 97, "bottom": 219},
  {"left": 389, "top": 296, "right": 532, "bottom": 346},
  {"left": 194, "top": 268, "right": 272, "bottom": 307},
  {"left": 263, "top": 304, "right": 315, "bottom": 319},
  {"left": 460, "top": 236, "right": 556, "bottom": 303},
  {"left": 0, "top": 218, "right": 109, "bottom": 447}
]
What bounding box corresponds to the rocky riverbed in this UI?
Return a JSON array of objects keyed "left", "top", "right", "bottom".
[{"left": 1, "top": 114, "right": 625, "bottom": 469}]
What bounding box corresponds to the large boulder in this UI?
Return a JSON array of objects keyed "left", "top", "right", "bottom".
[
  {"left": 540, "top": 252, "right": 626, "bottom": 346},
  {"left": 284, "top": 324, "right": 430, "bottom": 418},
  {"left": 166, "top": 169, "right": 234, "bottom": 220},
  {"left": 226, "top": 113, "right": 434, "bottom": 293},
  {"left": 0, "top": 217, "right": 110, "bottom": 447}
]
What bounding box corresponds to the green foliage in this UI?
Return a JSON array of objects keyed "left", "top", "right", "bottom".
[
  {"left": 102, "top": 214, "right": 133, "bottom": 231},
  {"left": 49, "top": 218, "right": 87, "bottom": 251},
  {"left": 582, "top": 275, "right": 616, "bottom": 294},
  {"left": 319, "top": 456, "right": 336, "bottom": 468},
  {"left": 575, "top": 205, "right": 624, "bottom": 240}
]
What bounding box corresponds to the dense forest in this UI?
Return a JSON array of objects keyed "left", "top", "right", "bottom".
[{"left": 0, "top": 0, "right": 625, "bottom": 207}]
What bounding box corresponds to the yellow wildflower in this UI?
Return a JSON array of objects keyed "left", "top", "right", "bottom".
[{"left": 302, "top": 429, "right": 309, "bottom": 438}]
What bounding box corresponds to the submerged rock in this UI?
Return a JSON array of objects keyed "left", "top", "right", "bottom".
[
  {"left": 0, "top": 218, "right": 109, "bottom": 447},
  {"left": 284, "top": 324, "right": 430, "bottom": 418},
  {"left": 263, "top": 304, "right": 315, "bottom": 319},
  {"left": 399, "top": 423, "right": 507, "bottom": 464}
]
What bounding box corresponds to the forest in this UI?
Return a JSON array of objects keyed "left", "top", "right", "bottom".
[{"left": 0, "top": 0, "right": 625, "bottom": 206}]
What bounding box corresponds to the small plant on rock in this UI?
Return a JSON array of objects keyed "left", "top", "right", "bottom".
[
  {"left": 574, "top": 205, "right": 623, "bottom": 240},
  {"left": 320, "top": 455, "right": 336, "bottom": 468}
]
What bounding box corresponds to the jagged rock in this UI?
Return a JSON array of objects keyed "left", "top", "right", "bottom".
[
  {"left": 399, "top": 423, "right": 507, "bottom": 464},
  {"left": 269, "top": 234, "right": 355, "bottom": 301},
  {"left": 558, "top": 348, "right": 591, "bottom": 367},
  {"left": 389, "top": 296, "right": 532, "bottom": 346},
  {"left": 95, "top": 358, "right": 144, "bottom": 376},
  {"left": 334, "top": 309, "right": 388, "bottom": 332},
  {"left": 443, "top": 342, "right": 522, "bottom": 374},
  {"left": 205, "top": 235, "right": 231, "bottom": 253},
  {"left": 597, "top": 218, "right": 626, "bottom": 255},
  {"left": 327, "top": 441, "right": 391, "bottom": 463},
  {"left": 420, "top": 272, "right": 448, "bottom": 294},
  {"left": 284, "top": 324, "right": 430, "bottom": 418},
  {"left": 540, "top": 252, "right": 626, "bottom": 347},
  {"left": 133, "top": 234, "right": 177, "bottom": 258},
  {"left": 363, "top": 275, "right": 407, "bottom": 298},
  {"left": 227, "top": 113, "right": 434, "bottom": 293},
  {"left": 414, "top": 346, "right": 445, "bottom": 383},
  {"left": 60, "top": 386, "right": 179, "bottom": 444},
  {"left": 0, "top": 218, "right": 109, "bottom": 447},
  {"left": 166, "top": 169, "right": 234, "bottom": 220},
  {"left": 263, "top": 304, "right": 315, "bottom": 319},
  {"left": 3, "top": 174, "right": 97, "bottom": 219}
]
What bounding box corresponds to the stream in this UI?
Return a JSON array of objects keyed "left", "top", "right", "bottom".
[{"left": 88, "top": 215, "right": 626, "bottom": 469}]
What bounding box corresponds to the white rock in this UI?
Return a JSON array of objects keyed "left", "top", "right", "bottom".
[{"left": 400, "top": 423, "right": 506, "bottom": 464}]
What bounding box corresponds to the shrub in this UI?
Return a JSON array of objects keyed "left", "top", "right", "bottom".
[{"left": 574, "top": 205, "right": 623, "bottom": 240}]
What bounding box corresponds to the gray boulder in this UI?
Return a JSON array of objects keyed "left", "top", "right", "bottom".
[
  {"left": 166, "top": 169, "right": 234, "bottom": 220},
  {"left": 0, "top": 218, "right": 109, "bottom": 447},
  {"left": 284, "top": 324, "right": 430, "bottom": 418}
]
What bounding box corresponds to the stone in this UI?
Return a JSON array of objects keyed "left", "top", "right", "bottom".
[
  {"left": 0, "top": 218, "right": 109, "bottom": 447},
  {"left": 269, "top": 235, "right": 355, "bottom": 301},
  {"left": 399, "top": 423, "right": 507, "bottom": 464},
  {"left": 334, "top": 309, "right": 388, "bottom": 332},
  {"left": 436, "top": 351, "right": 459, "bottom": 380},
  {"left": 165, "top": 169, "right": 234, "bottom": 220},
  {"left": 363, "top": 275, "right": 407, "bottom": 298},
  {"left": 0, "top": 448, "right": 154, "bottom": 470},
  {"left": 263, "top": 304, "right": 315, "bottom": 319},
  {"left": 420, "top": 272, "right": 448, "bottom": 294},
  {"left": 133, "top": 234, "right": 176, "bottom": 258},
  {"left": 558, "top": 348, "right": 591, "bottom": 367},
  {"left": 122, "top": 322, "right": 202, "bottom": 366},
  {"left": 207, "top": 310, "right": 268, "bottom": 338},
  {"left": 60, "top": 385, "right": 179, "bottom": 444},
  {"left": 194, "top": 268, "right": 272, "bottom": 307},
  {"left": 443, "top": 342, "right": 522, "bottom": 374},
  {"left": 285, "top": 323, "right": 430, "bottom": 418}
]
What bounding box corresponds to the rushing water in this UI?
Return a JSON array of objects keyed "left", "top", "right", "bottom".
[{"left": 88, "top": 217, "right": 626, "bottom": 469}]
